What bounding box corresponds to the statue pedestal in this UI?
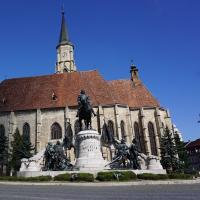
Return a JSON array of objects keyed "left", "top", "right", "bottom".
[
  {"left": 74, "top": 130, "right": 108, "bottom": 171},
  {"left": 147, "top": 155, "right": 164, "bottom": 170}
]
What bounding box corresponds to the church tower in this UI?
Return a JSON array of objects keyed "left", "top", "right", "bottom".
[{"left": 56, "top": 10, "right": 76, "bottom": 73}]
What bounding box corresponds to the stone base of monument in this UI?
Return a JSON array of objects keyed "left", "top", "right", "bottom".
[
  {"left": 17, "top": 129, "right": 167, "bottom": 178},
  {"left": 147, "top": 156, "right": 164, "bottom": 170},
  {"left": 74, "top": 130, "right": 109, "bottom": 171}
]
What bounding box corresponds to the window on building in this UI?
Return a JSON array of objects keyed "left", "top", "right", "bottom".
[
  {"left": 64, "top": 122, "right": 73, "bottom": 148},
  {"left": 148, "top": 122, "right": 158, "bottom": 156},
  {"left": 74, "top": 120, "right": 81, "bottom": 135},
  {"left": 108, "top": 120, "right": 117, "bottom": 139},
  {"left": 120, "top": 121, "right": 126, "bottom": 141},
  {"left": 23, "top": 123, "right": 30, "bottom": 142},
  {"left": 0, "top": 124, "right": 5, "bottom": 137},
  {"left": 101, "top": 123, "right": 111, "bottom": 145},
  {"left": 66, "top": 122, "right": 73, "bottom": 138},
  {"left": 51, "top": 122, "right": 62, "bottom": 140},
  {"left": 134, "top": 122, "right": 146, "bottom": 154}
]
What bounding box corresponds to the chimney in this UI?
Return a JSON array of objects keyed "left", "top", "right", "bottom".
[{"left": 130, "top": 64, "right": 140, "bottom": 86}]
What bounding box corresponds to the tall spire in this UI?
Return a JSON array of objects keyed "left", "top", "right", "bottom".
[
  {"left": 55, "top": 6, "right": 76, "bottom": 73},
  {"left": 58, "top": 7, "right": 69, "bottom": 46}
]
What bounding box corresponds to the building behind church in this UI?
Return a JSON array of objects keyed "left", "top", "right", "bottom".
[
  {"left": 185, "top": 139, "right": 200, "bottom": 171},
  {"left": 0, "top": 11, "right": 177, "bottom": 163}
]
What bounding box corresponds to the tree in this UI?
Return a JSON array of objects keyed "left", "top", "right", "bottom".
[
  {"left": 10, "top": 128, "right": 23, "bottom": 172},
  {"left": 21, "top": 131, "right": 34, "bottom": 159},
  {"left": 160, "top": 127, "right": 178, "bottom": 173},
  {"left": 0, "top": 125, "right": 8, "bottom": 175},
  {"left": 10, "top": 128, "right": 34, "bottom": 173},
  {"left": 174, "top": 134, "right": 189, "bottom": 171}
]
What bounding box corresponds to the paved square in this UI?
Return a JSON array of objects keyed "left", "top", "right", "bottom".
[{"left": 0, "top": 184, "right": 200, "bottom": 200}]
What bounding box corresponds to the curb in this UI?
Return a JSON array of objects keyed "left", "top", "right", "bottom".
[{"left": 0, "top": 179, "right": 200, "bottom": 186}]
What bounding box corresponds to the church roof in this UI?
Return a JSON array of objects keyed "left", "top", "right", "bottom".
[
  {"left": 185, "top": 139, "right": 200, "bottom": 150},
  {"left": 108, "top": 79, "right": 160, "bottom": 108},
  {"left": 0, "top": 70, "right": 159, "bottom": 112}
]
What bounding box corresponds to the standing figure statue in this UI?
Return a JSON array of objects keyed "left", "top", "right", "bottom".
[
  {"left": 43, "top": 142, "right": 55, "bottom": 170},
  {"left": 129, "top": 139, "right": 141, "bottom": 169},
  {"left": 76, "top": 89, "right": 96, "bottom": 130}
]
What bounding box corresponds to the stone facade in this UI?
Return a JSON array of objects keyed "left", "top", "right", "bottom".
[{"left": 0, "top": 105, "right": 173, "bottom": 162}]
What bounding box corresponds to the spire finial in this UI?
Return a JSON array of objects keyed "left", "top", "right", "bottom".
[
  {"left": 61, "top": 3, "right": 65, "bottom": 15},
  {"left": 131, "top": 59, "right": 134, "bottom": 65},
  {"left": 130, "top": 59, "right": 136, "bottom": 68},
  {"left": 57, "top": 4, "right": 69, "bottom": 47}
]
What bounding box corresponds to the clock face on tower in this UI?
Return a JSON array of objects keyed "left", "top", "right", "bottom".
[{"left": 61, "top": 52, "right": 67, "bottom": 59}]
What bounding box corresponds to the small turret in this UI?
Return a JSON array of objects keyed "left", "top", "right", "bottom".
[{"left": 130, "top": 64, "right": 140, "bottom": 86}]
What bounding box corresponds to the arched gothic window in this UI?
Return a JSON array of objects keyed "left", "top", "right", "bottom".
[
  {"left": 0, "top": 124, "right": 5, "bottom": 137},
  {"left": 66, "top": 123, "right": 73, "bottom": 139},
  {"left": 64, "top": 122, "right": 73, "bottom": 149},
  {"left": 101, "top": 123, "right": 113, "bottom": 145},
  {"left": 74, "top": 120, "right": 81, "bottom": 135},
  {"left": 120, "top": 121, "right": 126, "bottom": 141},
  {"left": 148, "top": 122, "right": 157, "bottom": 156},
  {"left": 162, "top": 122, "right": 165, "bottom": 129},
  {"left": 108, "top": 120, "right": 116, "bottom": 139},
  {"left": 23, "top": 123, "right": 30, "bottom": 142},
  {"left": 51, "top": 122, "right": 62, "bottom": 140},
  {"left": 134, "top": 122, "right": 146, "bottom": 154}
]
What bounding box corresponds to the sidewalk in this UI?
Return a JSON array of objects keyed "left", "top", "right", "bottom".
[{"left": 0, "top": 178, "right": 200, "bottom": 186}]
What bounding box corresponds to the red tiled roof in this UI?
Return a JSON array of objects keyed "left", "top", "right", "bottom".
[
  {"left": 0, "top": 70, "right": 159, "bottom": 112},
  {"left": 186, "top": 139, "right": 200, "bottom": 149},
  {"left": 108, "top": 79, "right": 160, "bottom": 108}
]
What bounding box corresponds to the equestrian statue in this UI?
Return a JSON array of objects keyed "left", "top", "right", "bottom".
[{"left": 76, "top": 89, "right": 96, "bottom": 130}]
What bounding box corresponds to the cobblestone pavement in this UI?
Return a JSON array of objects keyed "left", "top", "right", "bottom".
[{"left": 0, "top": 184, "right": 200, "bottom": 200}]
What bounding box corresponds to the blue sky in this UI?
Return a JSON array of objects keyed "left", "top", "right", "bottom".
[{"left": 0, "top": 0, "right": 199, "bottom": 141}]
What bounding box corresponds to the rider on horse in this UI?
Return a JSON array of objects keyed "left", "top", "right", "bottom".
[
  {"left": 76, "top": 89, "right": 96, "bottom": 117},
  {"left": 76, "top": 89, "right": 96, "bottom": 130}
]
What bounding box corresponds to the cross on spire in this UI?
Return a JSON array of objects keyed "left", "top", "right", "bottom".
[{"left": 58, "top": 6, "right": 69, "bottom": 46}]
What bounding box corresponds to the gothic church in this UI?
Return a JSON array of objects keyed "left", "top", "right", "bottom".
[{"left": 0, "top": 11, "right": 175, "bottom": 162}]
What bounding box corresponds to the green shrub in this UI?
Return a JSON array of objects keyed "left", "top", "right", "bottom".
[
  {"left": 54, "top": 173, "right": 71, "bottom": 181},
  {"left": 96, "top": 171, "right": 137, "bottom": 181},
  {"left": 0, "top": 176, "right": 23, "bottom": 181},
  {"left": 137, "top": 173, "right": 168, "bottom": 180},
  {"left": 168, "top": 173, "right": 193, "bottom": 180},
  {"left": 0, "top": 176, "right": 16, "bottom": 181},
  {"left": 0, "top": 176, "right": 52, "bottom": 182},
  {"left": 96, "top": 172, "right": 114, "bottom": 181},
  {"left": 71, "top": 173, "right": 94, "bottom": 182},
  {"left": 184, "top": 170, "right": 200, "bottom": 177},
  {"left": 15, "top": 177, "right": 26, "bottom": 181},
  {"left": 114, "top": 171, "right": 137, "bottom": 181},
  {"left": 27, "top": 176, "right": 52, "bottom": 182}
]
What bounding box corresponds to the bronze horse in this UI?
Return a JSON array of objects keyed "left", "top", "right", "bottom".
[{"left": 77, "top": 92, "right": 95, "bottom": 130}]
